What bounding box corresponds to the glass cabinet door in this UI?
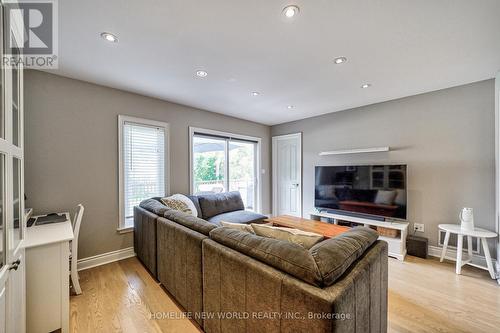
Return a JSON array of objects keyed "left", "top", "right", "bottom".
[
  {"left": 0, "top": 155, "right": 4, "bottom": 271},
  {"left": 12, "top": 157, "right": 20, "bottom": 250},
  {"left": 10, "top": 35, "right": 20, "bottom": 147},
  {"left": 0, "top": 3, "right": 25, "bottom": 332},
  {"left": 0, "top": 5, "right": 4, "bottom": 140}
]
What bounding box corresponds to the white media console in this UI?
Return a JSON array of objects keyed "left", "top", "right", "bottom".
[{"left": 310, "top": 211, "right": 409, "bottom": 260}]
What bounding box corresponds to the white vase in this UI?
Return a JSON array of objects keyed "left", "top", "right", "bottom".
[{"left": 459, "top": 207, "right": 474, "bottom": 231}]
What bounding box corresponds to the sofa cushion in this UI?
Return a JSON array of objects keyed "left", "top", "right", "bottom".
[
  {"left": 163, "top": 210, "right": 217, "bottom": 236},
  {"left": 220, "top": 221, "right": 255, "bottom": 233},
  {"left": 210, "top": 227, "right": 323, "bottom": 286},
  {"left": 209, "top": 226, "right": 378, "bottom": 287},
  {"left": 207, "top": 210, "right": 266, "bottom": 225},
  {"left": 251, "top": 223, "right": 324, "bottom": 249},
  {"left": 187, "top": 195, "right": 202, "bottom": 217},
  {"left": 310, "top": 227, "right": 379, "bottom": 286},
  {"left": 139, "top": 198, "right": 169, "bottom": 216},
  {"left": 197, "top": 191, "right": 245, "bottom": 219}
]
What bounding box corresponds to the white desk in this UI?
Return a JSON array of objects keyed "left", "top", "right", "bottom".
[{"left": 24, "top": 213, "right": 74, "bottom": 333}]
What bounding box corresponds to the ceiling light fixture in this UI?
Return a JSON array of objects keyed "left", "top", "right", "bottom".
[
  {"left": 361, "top": 83, "right": 372, "bottom": 89},
  {"left": 282, "top": 5, "right": 300, "bottom": 18},
  {"left": 287, "top": 105, "right": 295, "bottom": 110},
  {"left": 333, "top": 57, "right": 347, "bottom": 64},
  {"left": 251, "top": 92, "right": 260, "bottom": 96},
  {"left": 196, "top": 70, "right": 208, "bottom": 78},
  {"left": 100, "top": 32, "right": 118, "bottom": 43}
]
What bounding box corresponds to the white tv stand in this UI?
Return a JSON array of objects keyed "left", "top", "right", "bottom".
[{"left": 310, "top": 211, "right": 408, "bottom": 261}]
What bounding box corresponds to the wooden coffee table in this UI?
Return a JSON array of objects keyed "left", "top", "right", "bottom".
[{"left": 265, "top": 215, "right": 350, "bottom": 239}]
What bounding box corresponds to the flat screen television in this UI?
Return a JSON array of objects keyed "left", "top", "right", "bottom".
[{"left": 315, "top": 165, "right": 407, "bottom": 221}]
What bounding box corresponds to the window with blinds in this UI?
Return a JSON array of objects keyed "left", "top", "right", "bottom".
[{"left": 119, "top": 117, "right": 168, "bottom": 229}]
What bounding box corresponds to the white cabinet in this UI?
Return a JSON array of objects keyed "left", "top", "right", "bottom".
[{"left": 310, "top": 211, "right": 409, "bottom": 260}]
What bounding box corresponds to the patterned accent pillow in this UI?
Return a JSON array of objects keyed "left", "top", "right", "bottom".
[
  {"left": 160, "top": 197, "right": 192, "bottom": 215},
  {"left": 160, "top": 194, "right": 198, "bottom": 217}
]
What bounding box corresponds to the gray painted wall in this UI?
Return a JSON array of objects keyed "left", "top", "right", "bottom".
[
  {"left": 272, "top": 80, "right": 495, "bottom": 252},
  {"left": 24, "top": 70, "right": 272, "bottom": 259}
]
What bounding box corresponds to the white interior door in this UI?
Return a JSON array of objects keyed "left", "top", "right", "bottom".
[{"left": 272, "top": 133, "right": 302, "bottom": 217}]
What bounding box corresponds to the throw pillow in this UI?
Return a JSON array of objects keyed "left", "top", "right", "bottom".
[
  {"left": 220, "top": 221, "right": 255, "bottom": 234},
  {"left": 161, "top": 194, "right": 198, "bottom": 217},
  {"left": 251, "top": 223, "right": 324, "bottom": 249},
  {"left": 374, "top": 190, "right": 397, "bottom": 205}
]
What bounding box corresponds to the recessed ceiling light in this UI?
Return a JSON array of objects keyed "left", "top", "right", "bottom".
[
  {"left": 333, "top": 57, "right": 347, "bottom": 64},
  {"left": 282, "top": 5, "right": 300, "bottom": 18},
  {"left": 100, "top": 32, "right": 118, "bottom": 43},
  {"left": 251, "top": 92, "right": 260, "bottom": 96},
  {"left": 361, "top": 83, "right": 372, "bottom": 89},
  {"left": 287, "top": 105, "right": 295, "bottom": 109},
  {"left": 196, "top": 70, "right": 208, "bottom": 78}
]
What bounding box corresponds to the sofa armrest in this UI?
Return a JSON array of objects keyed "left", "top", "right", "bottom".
[{"left": 134, "top": 206, "right": 158, "bottom": 277}]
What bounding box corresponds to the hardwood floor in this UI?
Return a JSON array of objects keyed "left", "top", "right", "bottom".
[
  {"left": 388, "top": 256, "right": 500, "bottom": 333},
  {"left": 71, "top": 256, "right": 500, "bottom": 333},
  {"left": 70, "top": 258, "right": 201, "bottom": 333}
]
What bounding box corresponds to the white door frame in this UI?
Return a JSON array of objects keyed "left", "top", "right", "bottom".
[
  {"left": 495, "top": 71, "right": 500, "bottom": 282},
  {"left": 272, "top": 133, "right": 302, "bottom": 217}
]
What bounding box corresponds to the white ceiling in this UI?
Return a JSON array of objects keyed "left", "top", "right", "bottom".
[{"left": 51, "top": 0, "right": 500, "bottom": 125}]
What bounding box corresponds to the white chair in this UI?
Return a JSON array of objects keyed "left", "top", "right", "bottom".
[{"left": 70, "top": 204, "right": 85, "bottom": 295}]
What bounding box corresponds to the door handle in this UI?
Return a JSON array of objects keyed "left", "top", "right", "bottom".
[
  {"left": 292, "top": 183, "right": 299, "bottom": 187},
  {"left": 8, "top": 259, "right": 21, "bottom": 271}
]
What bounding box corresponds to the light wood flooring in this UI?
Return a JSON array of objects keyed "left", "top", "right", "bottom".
[{"left": 70, "top": 256, "right": 500, "bottom": 333}]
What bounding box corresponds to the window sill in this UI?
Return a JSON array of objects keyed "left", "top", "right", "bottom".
[{"left": 117, "top": 226, "right": 134, "bottom": 234}]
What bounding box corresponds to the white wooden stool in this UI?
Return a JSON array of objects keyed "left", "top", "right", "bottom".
[{"left": 438, "top": 224, "right": 497, "bottom": 279}]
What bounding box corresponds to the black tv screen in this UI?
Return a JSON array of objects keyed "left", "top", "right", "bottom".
[{"left": 315, "top": 165, "right": 407, "bottom": 220}]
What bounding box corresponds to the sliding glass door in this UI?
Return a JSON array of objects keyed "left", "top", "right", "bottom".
[
  {"left": 228, "top": 140, "right": 256, "bottom": 210},
  {"left": 192, "top": 131, "right": 258, "bottom": 211},
  {"left": 192, "top": 135, "right": 227, "bottom": 193}
]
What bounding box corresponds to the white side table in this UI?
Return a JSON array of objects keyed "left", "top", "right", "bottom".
[{"left": 438, "top": 224, "right": 497, "bottom": 279}]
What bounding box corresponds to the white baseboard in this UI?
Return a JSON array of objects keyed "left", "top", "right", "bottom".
[
  {"left": 428, "top": 245, "right": 488, "bottom": 268},
  {"left": 77, "top": 247, "right": 136, "bottom": 271}
]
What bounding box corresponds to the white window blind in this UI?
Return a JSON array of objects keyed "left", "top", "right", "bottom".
[{"left": 123, "top": 121, "right": 166, "bottom": 227}]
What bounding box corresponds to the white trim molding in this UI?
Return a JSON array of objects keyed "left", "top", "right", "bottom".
[
  {"left": 495, "top": 71, "right": 500, "bottom": 284},
  {"left": 77, "top": 247, "right": 136, "bottom": 271},
  {"left": 118, "top": 115, "right": 170, "bottom": 230}
]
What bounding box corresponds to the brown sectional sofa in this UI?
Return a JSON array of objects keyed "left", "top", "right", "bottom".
[
  {"left": 134, "top": 198, "right": 388, "bottom": 332},
  {"left": 156, "top": 210, "right": 218, "bottom": 326},
  {"left": 156, "top": 217, "right": 210, "bottom": 325},
  {"left": 133, "top": 206, "right": 160, "bottom": 276}
]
